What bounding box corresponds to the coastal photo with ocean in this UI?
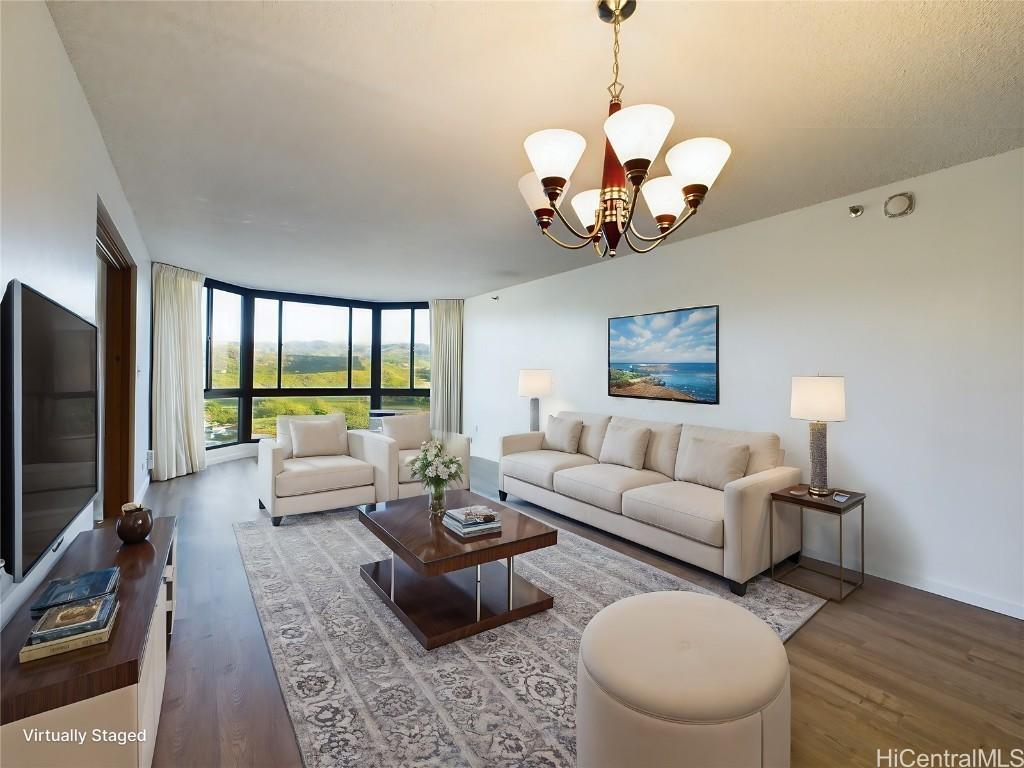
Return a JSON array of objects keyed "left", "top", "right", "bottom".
[{"left": 608, "top": 305, "right": 719, "bottom": 404}]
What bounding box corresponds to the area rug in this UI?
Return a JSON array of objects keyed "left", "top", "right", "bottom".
[{"left": 234, "top": 510, "right": 824, "bottom": 768}]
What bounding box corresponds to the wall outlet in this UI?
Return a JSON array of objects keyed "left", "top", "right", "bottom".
[{"left": 146, "top": 450, "right": 155, "bottom": 469}]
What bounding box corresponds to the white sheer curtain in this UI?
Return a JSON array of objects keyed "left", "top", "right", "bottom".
[
  {"left": 429, "top": 299, "right": 464, "bottom": 434},
  {"left": 152, "top": 263, "right": 206, "bottom": 481}
]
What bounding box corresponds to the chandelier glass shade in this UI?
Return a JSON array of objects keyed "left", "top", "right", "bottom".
[{"left": 519, "top": 0, "right": 731, "bottom": 258}]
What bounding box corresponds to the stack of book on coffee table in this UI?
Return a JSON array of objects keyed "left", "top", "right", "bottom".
[
  {"left": 20, "top": 567, "right": 121, "bottom": 663},
  {"left": 442, "top": 505, "right": 501, "bottom": 538}
]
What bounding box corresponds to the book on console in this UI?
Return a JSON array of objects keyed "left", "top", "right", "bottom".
[
  {"left": 20, "top": 602, "right": 120, "bottom": 663},
  {"left": 30, "top": 566, "right": 120, "bottom": 618},
  {"left": 27, "top": 592, "right": 118, "bottom": 646}
]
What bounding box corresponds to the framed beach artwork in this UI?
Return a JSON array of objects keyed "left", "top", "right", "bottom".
[{"left": 608, "top": 305, "right": 719, "bottom": 404}]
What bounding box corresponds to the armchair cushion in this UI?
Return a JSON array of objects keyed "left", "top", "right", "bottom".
[
  {"left": 382, "top": 413, "right": 431, "bottom": 450},
  {"left": 554, "top": 463, "right": 671, "bottom": 514},
  {"left": 290, "top": 418, "right": 347, "bottom": 458},
  {"left": 276, "top": 455, "right": 373, "bottom": 497},
  {"left": 622, "top": 482, "right": 725, "bottom": 547},
  {"left": 542, "top": 415, "right": 583, "bottom": 453},
  {"left": 276, "top": 413, "right": 348, "bottom": 458},
  {"left": 676, "top": 437, "right": 750, "bottom": 491},
  {"left": 501, "top": 450, "right": 597, "bottom": 490}
]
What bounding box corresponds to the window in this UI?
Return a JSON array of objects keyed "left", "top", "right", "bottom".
[
  {"left": 209, "top": 289, "right": 241, "bottom": 389},
  {"left": 253, "top": 298, "right": 279, "bottom": 388},
  {"left": 204, "top": 397, "right": 239, "bottom": 447},
  {"left": 351, "top": 308, "right": 372, "bottom": 388},
  {"left": 414, "top": 307, "right": 430, "bottom": 389},
  {"left": 380, "top": 308, "right": 411, "bottom": 388},
  {"left": 202, "top": 279, "right": 428, "bottom": 447}
]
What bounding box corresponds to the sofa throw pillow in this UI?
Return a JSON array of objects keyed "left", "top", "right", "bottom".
[
  {"left": 676, "top": 437, "right": 750, "bottom": 490},
  {"left": 382, "top": 412, "right": 432, "bottom": 451},
  {"left": 542, "top": 416, "right": 583, "bottom": 453},
  {"left": 290, "top": 418, "right": 346, "bottom": 458},
  {"left": 598, "top": 425, "right": 652, "bottom": 470}
]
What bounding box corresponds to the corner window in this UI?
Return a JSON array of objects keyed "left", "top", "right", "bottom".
[{"left": 202, "top": 280, "right": 428, "bottom": 447}]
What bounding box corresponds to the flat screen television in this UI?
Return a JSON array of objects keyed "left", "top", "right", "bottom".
[
  {"left": 2, "top": 281, "right": 98, "bottom": 581},
  {"left": 608, "top": 305, "right": 720, "bottom": 405}
]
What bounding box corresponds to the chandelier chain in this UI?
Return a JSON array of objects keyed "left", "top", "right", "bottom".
[{"left": 607, "top": 8, "right": 624, "bottom": 101}]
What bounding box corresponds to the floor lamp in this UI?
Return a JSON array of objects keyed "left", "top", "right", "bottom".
[{"left": 518, "top": 370, "right": 553, "bottom": 432}]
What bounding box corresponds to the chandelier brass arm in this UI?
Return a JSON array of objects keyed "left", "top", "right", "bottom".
[
  {"left": 628, "top": 205, "right": 696, "bottom": 243},
  {"left": 542, "top": 228, "right": 601, "bottom": 250},
  {"left": 551, "top": 200, "right": 602, "bottom": 241}
]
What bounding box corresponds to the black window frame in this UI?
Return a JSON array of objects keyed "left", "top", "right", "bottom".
[{"left": 203, "top": 277, "right": 429, "bottom": 448}]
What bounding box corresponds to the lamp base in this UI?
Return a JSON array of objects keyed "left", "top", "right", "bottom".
[
  {"left": 529, "top": 398, "right": 540, "bottom": 432},
  {"left": 807, "top": 485, "right": 832, "bottom": 498},
  {"left": 808, "top": 421, "right": 829, "bottom": 496}
]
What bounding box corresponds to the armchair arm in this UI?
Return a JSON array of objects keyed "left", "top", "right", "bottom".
[
  {"left": 257, "top": 439, "right": 285, "bottom": 513},
  {"left": 435, "top": 431, "right": 472, "bottom": 490},
  {"left": 723, "top": 466, "right": 802, "bottom": 584},
  {"left": 349, "top": 430, "right": 398, "bottom": 502},
  {"left": 500, "top": 431, "right": 544, "bottom": 458}
]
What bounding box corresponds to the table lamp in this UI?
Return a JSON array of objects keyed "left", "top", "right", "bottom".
[
  {"left": 518, "top": 369, "right": 552, "bottom": 431},
  {"left": 790, "top": 376, "right": 846, "bottom": 496}
]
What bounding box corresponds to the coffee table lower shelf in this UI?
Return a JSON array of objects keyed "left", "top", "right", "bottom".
[{"left": 360, "top": 557, "right": 553, "bottom": 650}]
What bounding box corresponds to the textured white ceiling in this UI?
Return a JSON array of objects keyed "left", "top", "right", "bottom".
[{"left": 48, "top": 1, "right": 1023, "bottom": 301}]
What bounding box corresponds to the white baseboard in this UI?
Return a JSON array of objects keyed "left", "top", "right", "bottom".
[{"left": 206, "top": 443, "right": 258, "bottom": 466}]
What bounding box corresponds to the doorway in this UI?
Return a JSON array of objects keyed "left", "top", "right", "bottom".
[{"left": 96, "top": 203, "right": 137, "bottom": 520}]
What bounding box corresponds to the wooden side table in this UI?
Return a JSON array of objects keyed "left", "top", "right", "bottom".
[{"left": 770, "top": 485, "right": 865, "bottom": 601}]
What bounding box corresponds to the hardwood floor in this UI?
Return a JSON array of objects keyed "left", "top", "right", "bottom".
[{"left": 146, "top": 457, "right": 1023, "bottom": 768}]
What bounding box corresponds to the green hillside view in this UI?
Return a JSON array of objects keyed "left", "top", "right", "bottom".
[{"left": 205, "top": 339, "right": 430, "bottom": 445}]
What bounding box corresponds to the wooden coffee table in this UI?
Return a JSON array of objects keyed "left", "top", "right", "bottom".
[{"left": 358, "top": 489, "right": 557, "bottom": 649}]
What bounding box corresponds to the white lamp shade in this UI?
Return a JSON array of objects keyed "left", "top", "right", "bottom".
[
  {"left": 791, "top": 376, "right": 846, "bottom": 422},
  {"left": 518, "top": 369, "right": 553, "bottom": 398},
  {"left": 524, "top": 129, "right": 586, "bottom": 182},
  {"left": 570, "top": 188, "right": 602, "bottom": 229},
  {"left": 518, "top": 173, "right": 568, "bottom": 212},
  {"left": 603, "top": 104, "right": 675, "bottom": 164},
  {"left": 640, "top": 176, "right": 685, "bottom": 218},
  {"left": 665, "top": 137, "right": 732, "bottom": 189}
]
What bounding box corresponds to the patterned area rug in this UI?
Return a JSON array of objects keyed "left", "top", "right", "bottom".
[{"left": 234, "top": 509, "right": 823, "bottom": 768}]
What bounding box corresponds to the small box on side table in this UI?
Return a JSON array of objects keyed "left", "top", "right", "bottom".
[{"left": 770, "top": 485, "right": 865, "bottom": 602}]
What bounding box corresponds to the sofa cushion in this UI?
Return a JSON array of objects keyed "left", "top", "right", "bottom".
[
  {"left": 398, "top": 448, "right": 419, "bottom": 484},
  {"left": 598, "top": 425, "right": 651, "bottom": 470},
  {"left": 678, "top": 425, "right": 782, "bottom": 476},
  {"left": 290, "top": 418, "right": 346, "bottom": 458},
  {"left": 542, "top": 415, "right": 583, "bottom": 453},
  {"left": 675, "top": 437, "right": 750, "bottom": 491},
  {"left": 277, "top": 414, "right": 347, "bottom": 459},
  {"left": 622, "top": 481, "right": 726, "bottom": 547},
  {"left": 382, "top": 412, "right": 432, "bottom": 451},
  {"left": 557, "top": 412, "right": 612, "bottom": 459},
  {"left": 609, "top": 416, "right": 682, "bottom": 477},
  {"left": 502, "top": 450, "right": 597, "bottom": 490},
  {"left": 553, "top": 463, "right": 671, "bottom": 514},
  {"left": 276, "top": 455, "right": 373, "bottom": 497}
]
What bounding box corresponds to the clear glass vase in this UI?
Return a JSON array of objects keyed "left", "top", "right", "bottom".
[{"left": 428, "top": 485, "right": 447, "bottom": 518}]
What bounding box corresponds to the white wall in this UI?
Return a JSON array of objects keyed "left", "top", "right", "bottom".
[
  {"left": 0, "top": 2, "right": 152, "bottom": 624},
  {"left": 465, "top": 149, "right": 1024, "bottom": 619}
]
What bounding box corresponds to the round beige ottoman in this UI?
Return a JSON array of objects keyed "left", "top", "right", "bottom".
[{"left": 576, "top": 591, "right": 790, "bottom": 768}]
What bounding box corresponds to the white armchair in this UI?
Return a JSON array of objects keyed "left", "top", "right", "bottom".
[
  {"left": 364, "top": 413, "right": 471, "bottom": 501},
  {"left": 257, "top": 414, "right": 390, "bottom": 526}
]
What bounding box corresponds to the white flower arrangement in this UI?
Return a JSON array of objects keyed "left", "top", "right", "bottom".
[{"left": 411, "top": 439, "right": 464, "bottom": 491}]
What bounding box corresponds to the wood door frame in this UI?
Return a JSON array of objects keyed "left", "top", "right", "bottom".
[{"left": 97, "top": 201, "right": 137, "bottom": 520}]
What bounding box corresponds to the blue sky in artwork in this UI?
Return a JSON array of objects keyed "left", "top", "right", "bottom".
[{"left": 609, "top": 307, "right": 717, "bottom": 363}]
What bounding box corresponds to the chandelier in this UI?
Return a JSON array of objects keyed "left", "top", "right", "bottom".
[{"left": 518, "top": 0, "right": 731, "bottom": 259}]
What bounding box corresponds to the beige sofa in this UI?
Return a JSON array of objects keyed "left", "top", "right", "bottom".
[
  {"left": 499, "top": 412, "right": 801, "bottom": 595},
  {"left": 373, "top": 413, "right": 471, "bottom": 500},
  {"left": 258, "top": 414, "right": 389, "bottom": 526}
]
